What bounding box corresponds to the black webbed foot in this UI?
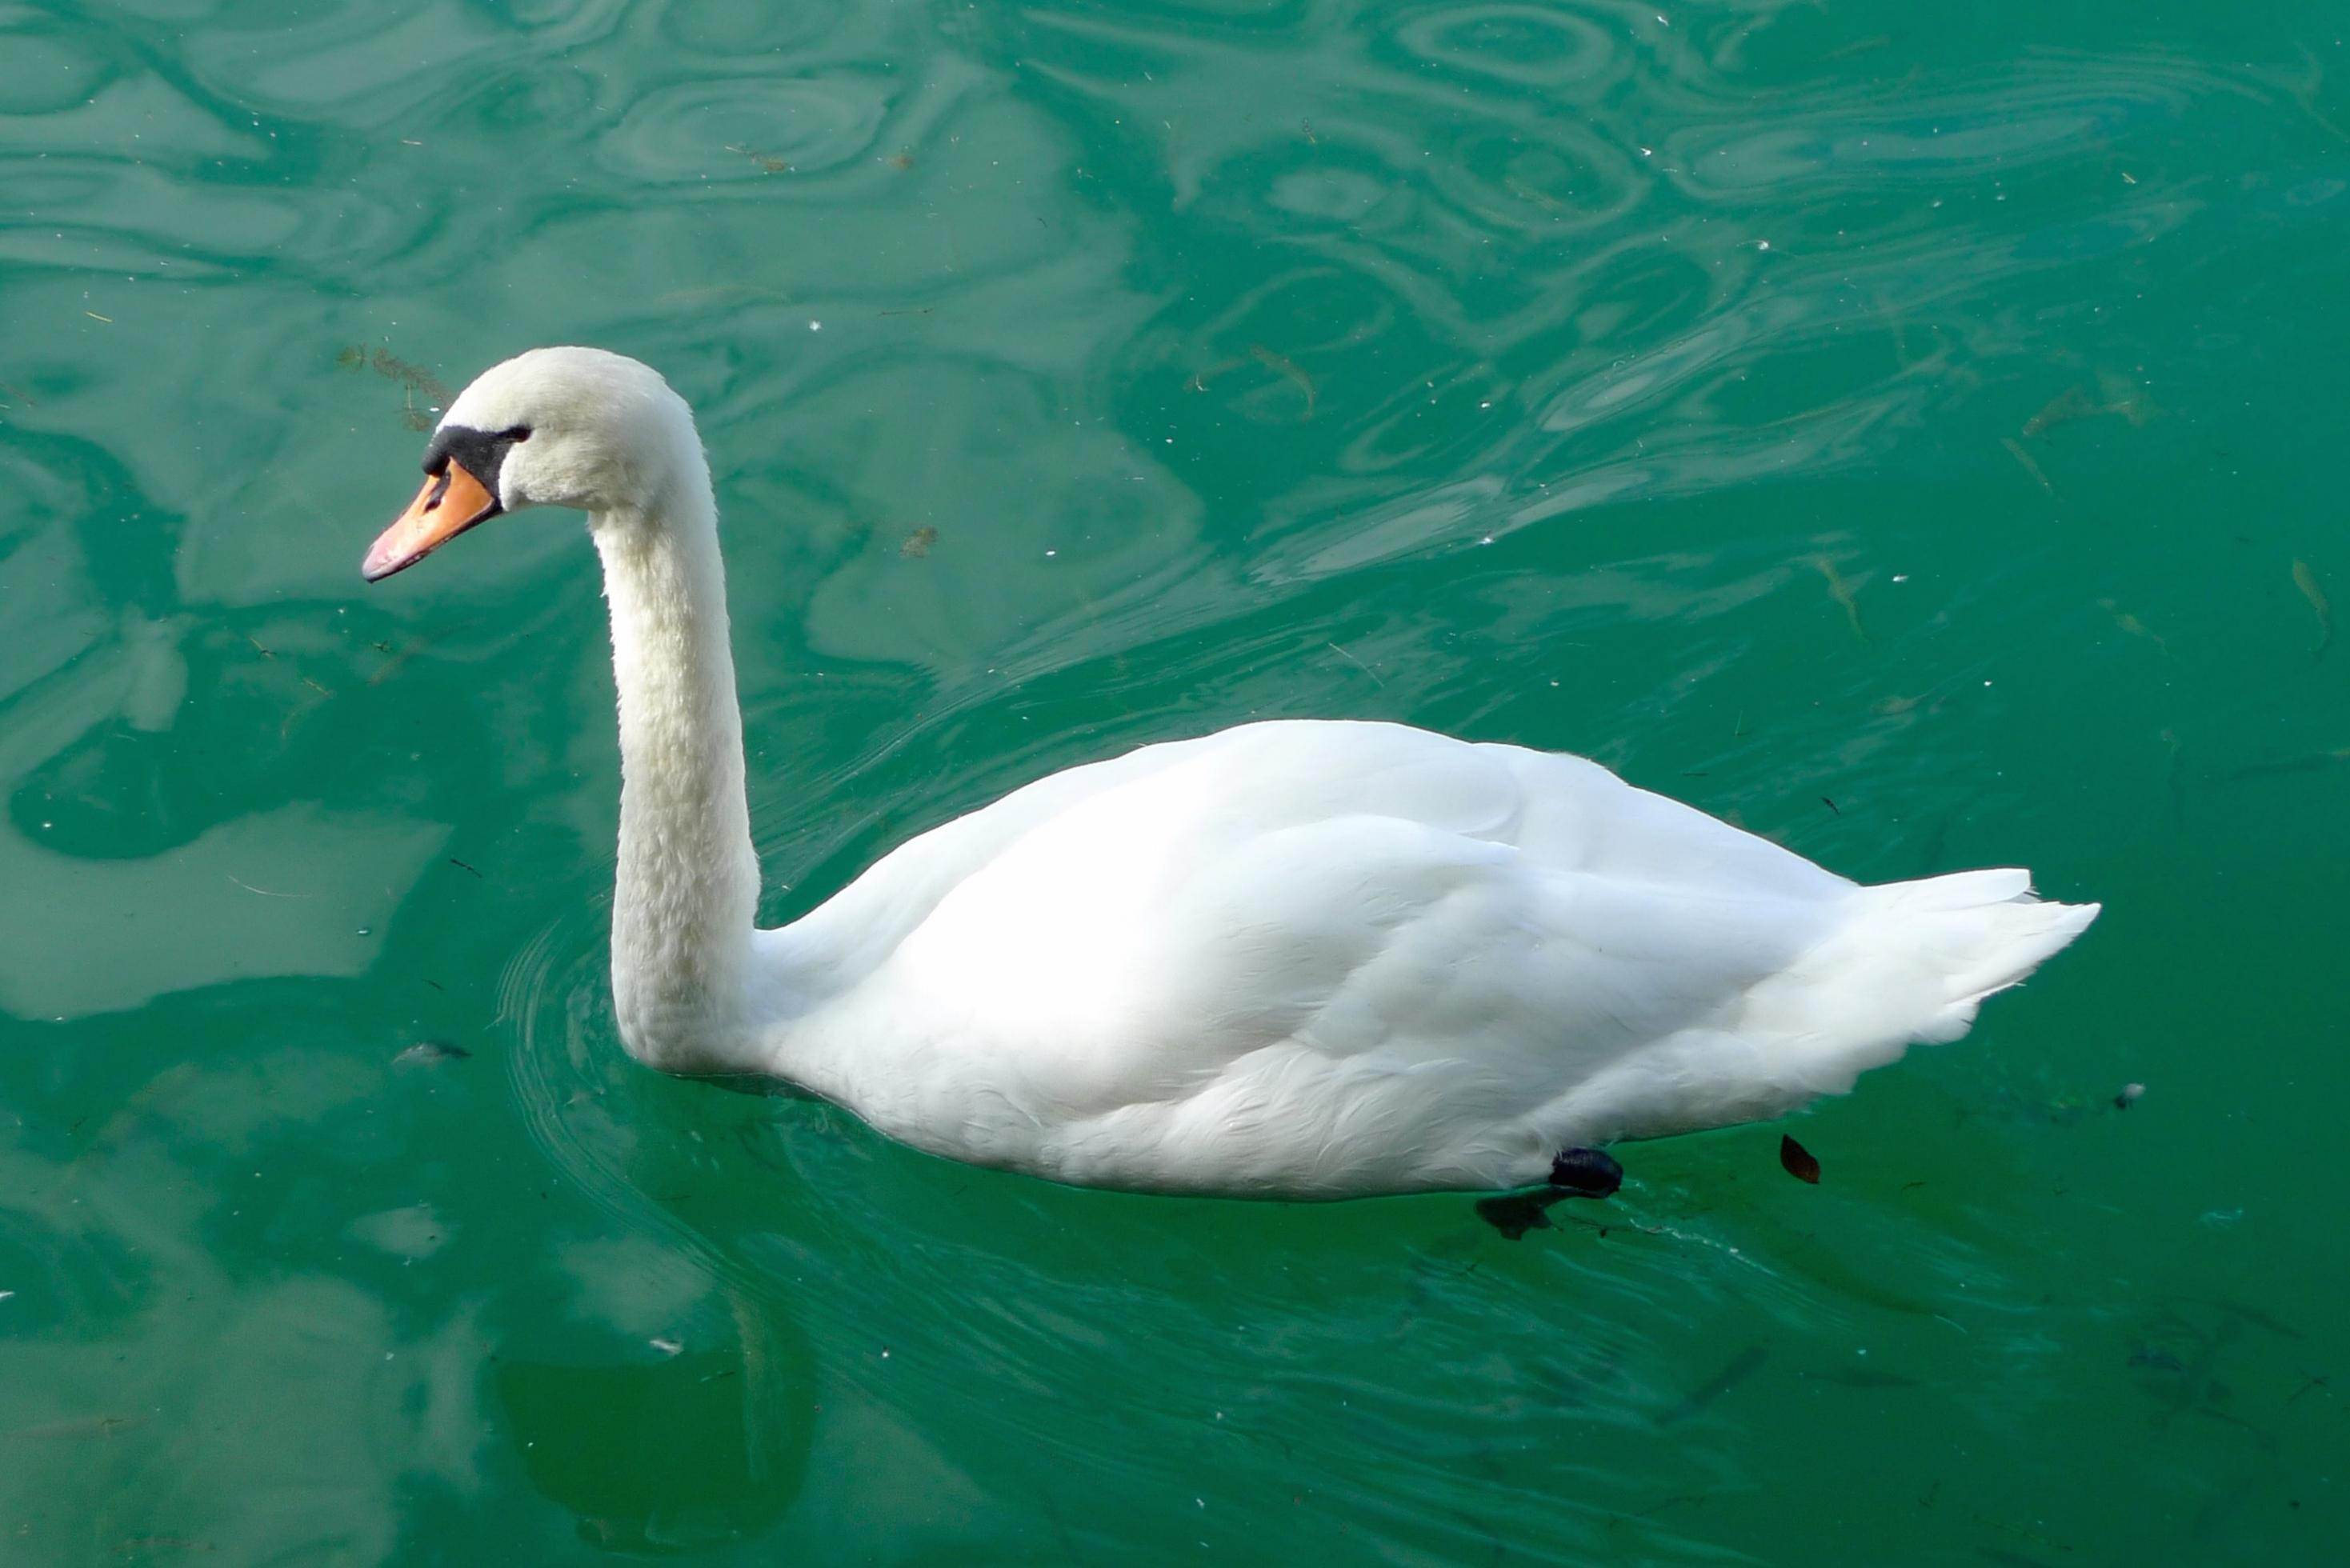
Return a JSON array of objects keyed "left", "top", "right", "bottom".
[
  {"left": 1548, "top": 1146, "right": 1623, "bottom": 1198},
  {"left": 1475, "top": 1148, "right": 1624, "bottom": 1239}
]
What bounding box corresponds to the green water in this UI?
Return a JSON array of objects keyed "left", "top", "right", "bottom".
[{"left": 3, "top": 0, "right": 2346, "bottom": 1560}]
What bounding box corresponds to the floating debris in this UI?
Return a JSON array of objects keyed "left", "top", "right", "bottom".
[
  {"left": 369, "top": 641, "right": 422, "bottom": 686},
  {"left": 1780, "top": 1134, "right": 1822, "bottom": 1183},
  {"left": 350, "top": 346, "right": 450, "bottom": 404},
  {"left": 1247, "top": 343, "right": 1316, "bottom": 418},
  {"left": 2000, "top": 437, "right": 2053, "bottom": 493},
  {"left": 2113, "top": 1082, "right": 2145, "bottom": 1110},
  {"left": 394, "top": 1040, "right": 471, "bottom": 1066},
  {"left": 1813, "top": 557, "right": 1868, "bottom": 643},
  {"left": 341, "top": 344, "right": 452, "bottom": 430},
  {"left": 899, "top": 526, "right": 939, "bottom": 559},
  {"left": 723, "top": 144, "right": 790, "bottom": 174},
  {"left": 2022, "top": 385, "right": 2100, "bottom": 438},
  {"left": 2292, "top": 559, "right": 2330, "bottom": 658},
  {"left": 2097, "top": 598, "right": 2170, "bottom": 655},
  {"left": 1188, "top": 346, "right": 1317, "bottom": 418},
  {"left": 1656, "top": 1346, "right": 1768, "bottom": 1426},
  {"left": 1327, "top": 640, "right": 1384, "bottom": 689},
  {"left": 2023, "top": 376, "right": 2153, "bottom": 439}
]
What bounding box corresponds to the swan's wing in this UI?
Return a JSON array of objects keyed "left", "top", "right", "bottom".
[
  {"left": 782, "top": 722, "right": 1852, "bottom": 1186},
  {"left": 779, "top": 718, "right": 1839, "bottom": 958}
]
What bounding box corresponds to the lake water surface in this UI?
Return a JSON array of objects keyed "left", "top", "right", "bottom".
[{"left": 2, "top": 1, "right": 2345, "bottom": 1561}]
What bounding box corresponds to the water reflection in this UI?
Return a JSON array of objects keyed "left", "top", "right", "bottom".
[
  {"left": 497, "top": 1298, "right": 812, "bottom": 1552},
  {"left": 0, "top": 1037, "right": 477, "bottom": 1560}
]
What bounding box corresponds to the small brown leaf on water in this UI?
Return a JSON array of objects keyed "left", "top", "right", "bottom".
[
  {"left": 366, "top": 346, "right": 451, "bottom": 404},
  {"left": 1780, "top": 1134, "right": 1821, "bottom": 1183},
  {"left": 899, "top": 526, "right": 938, "bottom": 558}
]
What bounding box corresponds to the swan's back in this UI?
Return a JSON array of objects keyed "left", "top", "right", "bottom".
[{"left": 755, "top": 721, "right": 2096, "bottom": 1197}]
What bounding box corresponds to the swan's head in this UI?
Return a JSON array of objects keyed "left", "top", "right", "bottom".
[{"left": 362, "top": 346, "right": 698, "bottom": 581}]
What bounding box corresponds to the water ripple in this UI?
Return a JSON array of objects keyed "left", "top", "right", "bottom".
[
  {"left": 596, "top": 74, "right": 891, "bottom": 184},
  {"left": 1386, "top": 2, "right": 1623, "bottom": 91}
]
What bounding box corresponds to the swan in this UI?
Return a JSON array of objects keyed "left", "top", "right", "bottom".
[{"left": 362, "top": 346, "right": 2098, "bottom": 1226}]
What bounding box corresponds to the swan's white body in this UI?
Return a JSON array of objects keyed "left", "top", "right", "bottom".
[{"left": 370, "top": 348, "right": 2099, "bottom": 1199}]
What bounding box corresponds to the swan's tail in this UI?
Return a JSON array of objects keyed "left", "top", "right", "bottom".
[
  {"left": 1545, "top": 866, "right": 2098, "bottom": 1145},
  {"left": 1733, "top": 868, "right": 2099, "bottom": 1104},
  {"left": 1843, "top": 868, "right": 2100, "bottom": 1046}
]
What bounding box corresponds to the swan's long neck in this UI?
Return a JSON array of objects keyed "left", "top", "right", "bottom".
[{"left": 590, "top": 457, "right": 762, "bottom": 1074}]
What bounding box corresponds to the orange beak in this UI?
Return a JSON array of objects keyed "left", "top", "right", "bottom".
[{"left": 362, "top": 460, "right": 502, "bottom": 582}]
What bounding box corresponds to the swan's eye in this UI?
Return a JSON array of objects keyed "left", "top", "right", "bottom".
[{"left": 421, "top": 422, "right": 531, "bottom": 482}]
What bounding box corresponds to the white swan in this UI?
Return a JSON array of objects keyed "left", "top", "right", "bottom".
[{"left": 362, "top": 346, "right": 2098, "bottom": 1214}]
